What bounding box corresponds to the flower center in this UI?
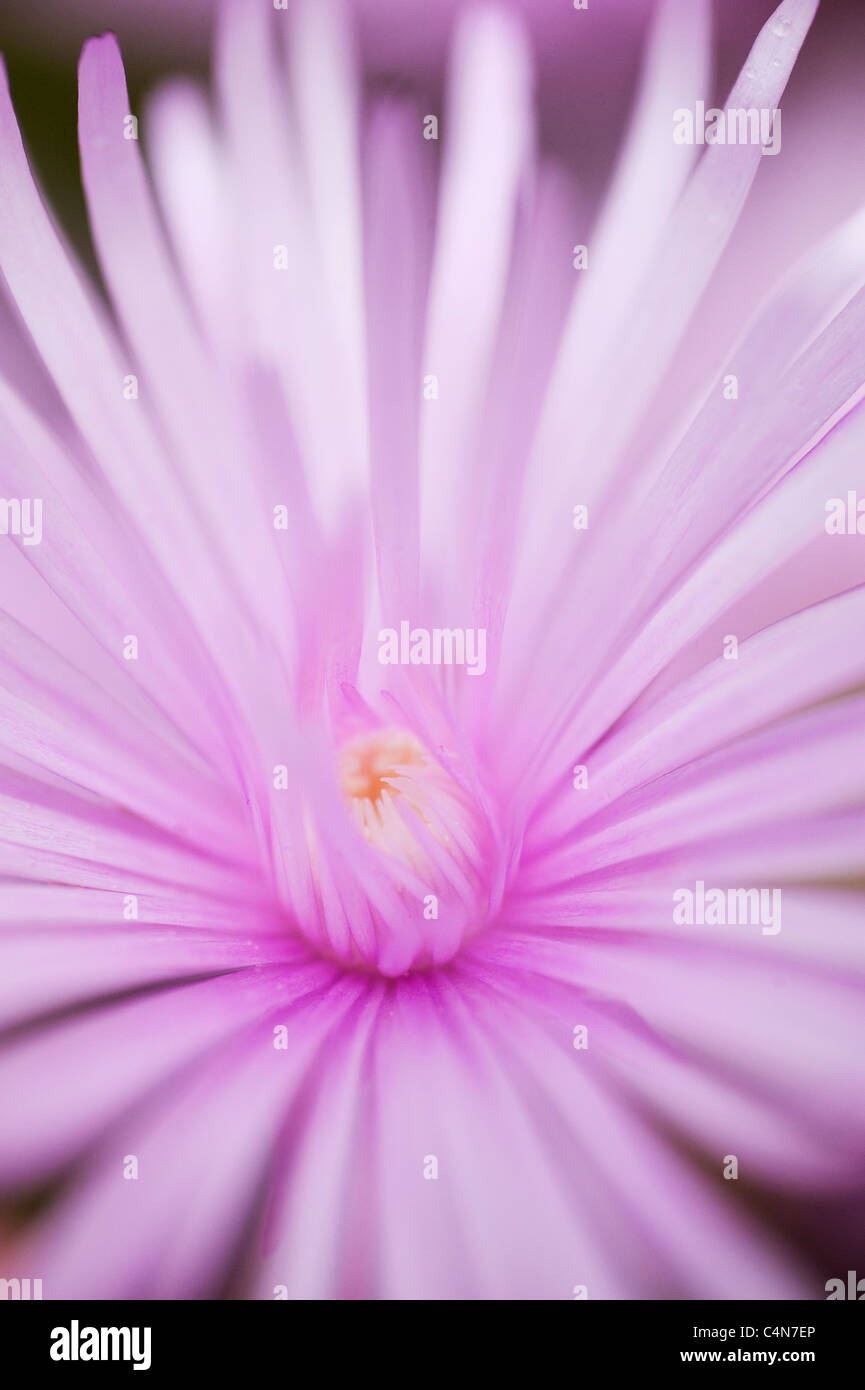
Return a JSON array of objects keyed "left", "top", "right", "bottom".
[
  {"left": 330, "top": 726, "right": 497, "bottom": 973},
  {"left": 337, "top": 727, "right": 464, "bottom": 867},
  {"left": 339, "top": 727, "right": 426, "bottom": 812}
]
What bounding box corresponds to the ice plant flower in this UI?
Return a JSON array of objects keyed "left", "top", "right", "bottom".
[{"left": 1, "top": 0, "right": 864, "bottom": 1300}]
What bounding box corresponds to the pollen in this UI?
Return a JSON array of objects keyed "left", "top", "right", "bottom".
[
  {"left": 338, "top": 728, "right": 426, "bottom": 807},
  {"left": 336, "top": 726, "right": 464, "bottom": 868},
  {"left": 333, "top": 724, "right": 493, "bottom": 970}
]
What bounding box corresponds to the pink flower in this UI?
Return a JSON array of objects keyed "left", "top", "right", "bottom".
[{"left": 0, "top": 0, "right": 864, "bottom": 1299}]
